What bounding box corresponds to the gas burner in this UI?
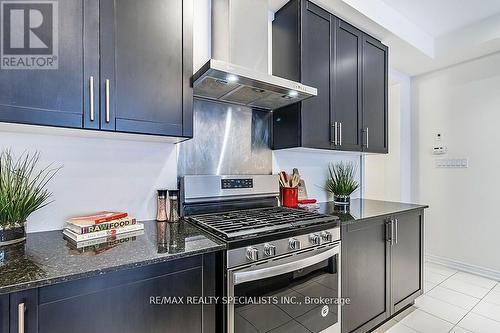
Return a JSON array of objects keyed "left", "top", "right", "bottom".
[{"left": 187, "top": 206, "right": 336, "bottom": 240}]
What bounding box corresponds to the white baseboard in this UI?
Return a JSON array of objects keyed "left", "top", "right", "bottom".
[{"left": 425, "top": 253, "right": 500, "bottom": 282}]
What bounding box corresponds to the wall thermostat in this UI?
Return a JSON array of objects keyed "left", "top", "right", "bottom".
[{"left": 432, "top": 146, "right": 447, "bottom": 155}]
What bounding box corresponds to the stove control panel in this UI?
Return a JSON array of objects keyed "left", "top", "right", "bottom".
[
  {"left": 221, "top": 178, "right": 253, "bottom": 189},
  {"left": 228, "top": 227, "right": 341, "bottom": 268}
]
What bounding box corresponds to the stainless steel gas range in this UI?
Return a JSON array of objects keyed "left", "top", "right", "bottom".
[{"left": 180, "top": 175, "right": 342, "bottom": 333}]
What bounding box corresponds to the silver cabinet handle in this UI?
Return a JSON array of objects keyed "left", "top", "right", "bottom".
[
  {"left": 105, "top": 79, "right": 110, "bottom": 123},
  {"left": 385, "top": 220, "right": 393, "bottom": 244},
  {"left": 339, "top": 122, "right": 342, "bottom": 146},
  {"left": 18, "top": 302, "right": 25, "bottom": 333},
  {"left": 89, "top": 76, "right": 94, "bottom": 121},
  {"left": 394, "top": 218, "right": 398, "bottom": 245},
  {"left": 334, "top": 122, "right": 338, "bottom": 145},
  {"left": 366, "top": 127, "right": 369, "bottom": 148}
]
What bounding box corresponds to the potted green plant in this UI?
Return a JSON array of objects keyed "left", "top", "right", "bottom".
[
  {"left": 326, "top": 161, "right": 359, "bottom": 208},
  {"left": 0, "top": 150, "right": 60, "bottom": 246}
]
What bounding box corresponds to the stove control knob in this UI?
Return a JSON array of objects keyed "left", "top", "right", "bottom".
[
  {"left": 309, "top": 233, "right": 321, "bottom": 245},
  {"left": 320, "top": 231, "right": 333, "bottom": 242},
  {"left": 264, "top": 243, "right": 277, "bottom": 257},
  {"left": 246, "top": 247, "right": 259, "bottom": 261},
  {"left": 289, "top": 238, "right": 301, "bottom": 250}
]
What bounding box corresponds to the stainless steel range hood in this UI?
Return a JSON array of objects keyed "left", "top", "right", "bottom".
[
  {"left": 193, "top": 59, "right": 317, "bottom": 110},
  {"left": 192, "top": 0, "right": 317, "bottom": 110}
]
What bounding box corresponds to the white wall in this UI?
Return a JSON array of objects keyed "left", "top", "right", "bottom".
[
  {"left": 412, "top": 52, "right": 500, "bottom": 273},
  {"left": 365, "top": 83, "right": 402, "bottom": 201},
  {"left": 0, "top": 125, "right": 177, "bottom": 233},
  {"left": 273, "top": 150, "right": 361, "bottom": 203}
]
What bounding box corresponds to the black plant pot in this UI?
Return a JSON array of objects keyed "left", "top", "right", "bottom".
[
  {"left": 334, "top": 195, "right": 350, "bottom": 206},
  {"left": 0, "top": 222, "right": 27, "bottom": 246}
]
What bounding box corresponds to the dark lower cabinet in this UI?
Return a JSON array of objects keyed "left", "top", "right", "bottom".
[
  {"left": 9, "top": 289, "right": 38, "bottom": 333},
  {"left": 1, "top": 294, "right": 9, "bottom": 333},
  {"left": 342, "top": 217, "right": 390, "bottom": 333},
  {"left": 341, "top": 210, "right": 424, "bottom": 333},
  {"left": 391, "top": 211, "right": 423, "bottom": 313},
  {"left": 4, "top": 253, "right": 219, "bottom": 333}
]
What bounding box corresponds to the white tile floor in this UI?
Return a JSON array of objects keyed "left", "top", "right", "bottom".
[{"left": 373, "top": 262, "right": 500, "bottom": 333}]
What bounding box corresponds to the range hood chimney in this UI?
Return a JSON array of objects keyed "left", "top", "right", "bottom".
[{"left": 192, "top": 0, "right": 317, "bottom": 110}]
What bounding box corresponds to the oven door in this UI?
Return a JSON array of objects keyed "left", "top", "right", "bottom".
[{"left": 227, "top": 242, "right": 341, "bottom": 333}]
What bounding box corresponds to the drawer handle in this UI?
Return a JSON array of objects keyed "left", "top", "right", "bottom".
[
  {"left": 18, "top": 302, "right": 25, "bottom": 333},
  {"left": 105, "top": 79, "right": 110, "bottom": 123},
  {"left": 89, "top": 76, "right": 94, "bottom": 121}
]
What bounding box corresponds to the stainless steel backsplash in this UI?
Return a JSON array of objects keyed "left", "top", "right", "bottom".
[{"left": 177, "top": 98, "right": 272, "bottom": 176}]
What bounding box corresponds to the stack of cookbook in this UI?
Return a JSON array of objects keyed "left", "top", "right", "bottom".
[{"left": 63, "top": 211, "right": 144, "bottom": 249}]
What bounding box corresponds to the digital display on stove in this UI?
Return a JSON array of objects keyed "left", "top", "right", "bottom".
[{"left": 221, "top": 178, "right": 253, "bottom": 189}]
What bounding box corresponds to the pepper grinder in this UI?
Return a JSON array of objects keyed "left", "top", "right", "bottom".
[
  {"left": 168, "top": 190, "right": 180, "bottom": 223},
  {"left": 156, "top": 189, "right": 168, "bottom": 222}
]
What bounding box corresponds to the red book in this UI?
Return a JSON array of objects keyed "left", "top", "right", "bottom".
[{"left": 68, "top": 211, "right": 128, "bottom": 225}]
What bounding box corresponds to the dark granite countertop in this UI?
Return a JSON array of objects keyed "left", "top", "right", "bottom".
[
  {"left": 0, "top": 220, "right": 225, "bottom": 295},
  {"left": 317, "top": 199, "right": 428, "bottom": 224}
]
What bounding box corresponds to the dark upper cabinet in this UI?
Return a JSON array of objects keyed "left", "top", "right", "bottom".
[
  {"left": 333, "top": 20, "right": 363, "bottom": 152},
  {"left": 272, "top": 0, "right": 333, "bottom": 150},
  {"left": 362, "top": 35, "right": 388, "bottom": 153},
  {"left": 0, "top": 0, "right": 192, "bottom": 138},
  {"left": 341, "top": 217, "right": 390, "bottom": 333},
  {"left": 341, "top": 210, "right": 424, "bottom": 333},
  {"left": 0, "top": 0, "right": 98, "bottom": 129},
  {"left": 273, "top": 0, "right": 333, "bottom": 150},
  {"left": 100, "top": 0, "right": 193, "bottom": 137},
  {"left": 272, "top": 0, "right": 388, "bottom": 153}
]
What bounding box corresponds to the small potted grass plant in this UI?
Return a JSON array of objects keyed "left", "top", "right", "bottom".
[
  {"left": 326, "top": 161, "right": 359, "bottom": 208},
  {"left": 0, "top": 150, "right": 60, "bottom": 246}
]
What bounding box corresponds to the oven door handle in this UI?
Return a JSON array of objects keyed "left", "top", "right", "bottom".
[{"left": 232, "top": 246, "right": 339, "bottom": 285}]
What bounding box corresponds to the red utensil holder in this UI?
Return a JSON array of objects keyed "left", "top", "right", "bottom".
[{"left": 281, "top": 187, "right": 299, "bottom": 208}]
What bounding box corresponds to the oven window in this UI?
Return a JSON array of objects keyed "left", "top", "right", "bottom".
[{"left": 234, "top": 254, "right": 339, "bottom": 333}]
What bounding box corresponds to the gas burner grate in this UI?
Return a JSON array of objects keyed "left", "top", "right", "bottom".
[{"left": 187, "top": 206, "right": 337, "bottom": 240}]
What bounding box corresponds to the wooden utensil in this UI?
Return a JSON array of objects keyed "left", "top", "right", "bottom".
[{"left": 290, "top": 168, "right": 301, "bottom": 187}]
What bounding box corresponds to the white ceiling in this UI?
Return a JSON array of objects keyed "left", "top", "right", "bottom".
[
  {"left": 381, "top": 0, "right": 500, "bottom": 37},
  {"left": 268, "top": 0, "right": 500, "bottom": 76}
]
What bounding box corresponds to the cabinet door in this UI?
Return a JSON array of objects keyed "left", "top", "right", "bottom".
[
  {"left": 1, "top": 294, "right": 8, "bottom": 333},
  {"left": 100, "top": 0, "right": 192, "bottom": 137},
  {"left": 0, "top": 0, "right": 99, "bottom": 129},
  {"left": 391, "top": 211, "right": 423, "bottom": 313},
  {"left": 362, "top": 35, "right": 388, "bottom": 153},
  {"left": 332, "top": 20, "right": 362, "bottom": 151},
  {"left": 342, "top": 218, "right": 390, "bottom": 333},
  {"left": 300, "top": 1, "right": 332, "bottom": 149},
  {"left": 9, "top": 289, "right": 38, "bottom": 333},
  {"left": 38, "top": 266, "right": 203, "bottom": 333}
]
